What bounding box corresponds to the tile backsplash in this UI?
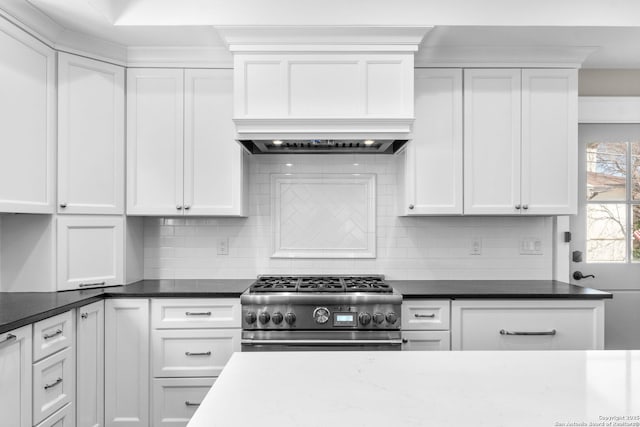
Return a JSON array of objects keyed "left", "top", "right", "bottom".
[{"left": 144, "top": 154, "right": 553, "bottom": 280}]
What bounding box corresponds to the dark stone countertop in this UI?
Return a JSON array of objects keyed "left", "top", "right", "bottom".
[{"left": 0, "top": 279, "right": 611, "bottom": 335}]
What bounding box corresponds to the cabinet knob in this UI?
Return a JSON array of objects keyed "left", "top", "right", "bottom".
[
  {"left": 408, "top": 204, "right": 415, "bottom": 210},
  {"left": 515, "top": 204, "right": 521, "bottom": 210},
  {"left": 59, "top": 203, "right": 67, "bottom": 208},
  {"left": 522, "top": 204, "right": 529, "bottom": 210},
  {"left": 176, "top": 205, "right": 183, "bottom": 210},
  {"left": 184, "top": 205, "right": 191, "bottom": 210}
]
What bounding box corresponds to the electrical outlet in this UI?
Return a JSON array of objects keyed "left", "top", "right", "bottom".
[
  {"left": 217, "top": 237, "right": 229, "bottom": 255},
  {"left": 470, "top": 237, "right": 482, "bottom": 255},
  {"left": 520, "top": 237, "right": 543, "bottom": 255}
]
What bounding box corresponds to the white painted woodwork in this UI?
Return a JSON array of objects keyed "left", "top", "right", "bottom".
[
  {"left": 464, "top": 69, "right": 522, "bottom": 214},
  {"left": 152, "top": 329, "right": 241, "bottom": 378},
  {"left": 0, "top": 325, "right": 32, "bottom": 427},
  {"left": 0, "top": 18, "right": 55, "bottom": 214},
  {"left": 401, "top": 331, "right": 451, "bottom": 351},
  {"left": 400, "top": 69, "right": 463, "bottom": 215},
  {"left": 579, "top": 96, "right": 640, "bottom": 123},
  {"left": 127, "top": 68, "right": 184, "bottom": 215},
  {"left": 35, "top": 403, "right": 74, "bottom": 427},
  {"left": 58, "top": 53, "right": 125, "bottom": 214},
  {"left": 401, "top": 300, "right": 451, "bottom": 330},
  {"left": 105, "top": 299, "right": 150, "bottom": 427},
  {"left": 124, "top": 217, "right": 145, "bottom": 285},
  {"left": 57, "top": 216, "right": 124, "bottom": 291},
  {"left": 33, "top": 347, "right": 75, "bottom": 425},
  {"left": 33, "top": 311, "right": 74, "bottom": 362},
  {"left": 521, "top": 69, "right": 578, "bottom": 215},
  {"left": 451, "top": 300, "right": 605, "bottom": 350},
  {"left": 76, "top": 301, "right": 105, "bottom": 427},
  {"left": 0, "top": 214, "right": 55, "bottom": 292},
  {"left": 151, "top": 299, "right": 241, "bottom": 329},
  {"left": 184, "top": 69, "right": 247, "bottom": 216},
  {"left": 151, "top": 378, "right": 215, "bottom": 427}
]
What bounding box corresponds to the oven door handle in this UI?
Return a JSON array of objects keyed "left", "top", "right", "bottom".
[{"left": 241, "top": 339, "right": 403, "bottom": 346}]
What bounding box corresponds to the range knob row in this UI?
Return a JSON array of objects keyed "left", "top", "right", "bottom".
[{"left": 245, "top": 311, "right": 296, "bottom": 325}]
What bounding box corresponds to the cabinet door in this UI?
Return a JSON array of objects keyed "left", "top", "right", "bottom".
[
  {"left": 77, "top": 301, "right": 104, "bottom": 427},
  {"left": 0, "top": 19, "right": 55, "bottom": 214},
  {"left": 57, "top": 216, "right": 124, "bottom": 291},
  {"left": 58, "top": 53, "right": 124, "bottom": 214},
  {"left": 127, "top": 69, "right": 184, "bottom": 215},
  {"left": 152, "top": 378, "right": 215, "bottom": 427},
  {"left": 35, "top": 403, "right": 74, "bottom": 427},
  {"left": 401, "top": 331, "right": 450, "bottom": 351},
  {"left": 521, "top": 69, "right": 578, "bottom": 215},
  {"left": 0, "top": 325, "right": 32, "bottom": 427},
  {"left": 464, "top": 69, "right": 522, "bottom": 215},
  {"left": 33, "top": 347, "right": 75, "bottom": 425},
  {"left": 105, "top": 299, "right": 150, "bottom": 427},
  {"left": 403, "top": 69, "right": 462, "bottom": 215},
  {"left": 184, "top": 69, "right": 247, "bottom": 216}
]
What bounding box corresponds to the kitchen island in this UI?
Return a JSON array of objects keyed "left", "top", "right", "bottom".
[{"left": 187, "top": 350, "right": 640, "bottom": 427}]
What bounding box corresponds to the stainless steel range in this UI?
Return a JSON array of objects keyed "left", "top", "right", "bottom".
[{"left": 241, "top": 275, "right": 402, "bottom": 351}]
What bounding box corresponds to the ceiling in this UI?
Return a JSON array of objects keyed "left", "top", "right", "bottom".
[{"left": 7, "top": 0, "right": 640, "bottom": 68}]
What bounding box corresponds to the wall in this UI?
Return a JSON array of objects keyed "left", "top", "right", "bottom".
[
  {"left": 579, "top": 69, "right": 640, "bottom": 96},
  {"left": 144, "top": 154, "right": 553, "bottom": 280}
]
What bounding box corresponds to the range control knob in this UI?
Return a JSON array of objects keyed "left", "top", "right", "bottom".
[
  {"left": 313, "top": 307, "right": 330, "bottom": 324},
  {"left": 284, "top": 312, "right": 296, "bottom": 325},
  {"left": 386, "top": 312, "right": 399, "bottom": 324},
  {"left": 271, "top": 312, "right": 284, "bottom": 325},
  {"left": 245, "top": 312, "right": 257, "bottom": 324},
  {"left": 373, "top": 312, "right": 385, "bottom": 325},
  {"left": 258, "top": 312, "right": 271, "bottom": 324},
  {"left": 358, "top": 312, "right": 372, "bottom": 326}
]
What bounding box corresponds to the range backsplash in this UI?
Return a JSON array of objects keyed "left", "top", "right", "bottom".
[{"left": 143, "top": 155, "right": 553, "bottom": 280}]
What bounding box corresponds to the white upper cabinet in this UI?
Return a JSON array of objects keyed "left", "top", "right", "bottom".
[
  {"left": 399, "top": 69, "right": 463, "bottom": 215},
  {"left": 0, "top": 19, "right": 55, "bottom": 214},
  {"left": 58, "top": 53, "right": 125, "bottom": 214},
  {"left": 464, "top": 69, "right": 522, "bottom": 215},
  {"left": 127, "top": 68, "right": 184, "bottom": 215},
  {"left": 521, "top": 69, "right": 578, "bottom": 215},
  {"left": 127, "top": 68, "right": 247, "bottom": 216},
  {"left": 464, "top": 68, "right": 577, "bottom": 215}
]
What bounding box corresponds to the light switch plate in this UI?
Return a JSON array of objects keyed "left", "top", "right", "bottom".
[
  {"left": 520, "top": 237, "right": 543, "bottom": 255},
  {"left": 470, "top": 237, "right": 482, "bottom": 255},
  {"left": 217, "top": 237, "right": 229, "bottom": 256}
]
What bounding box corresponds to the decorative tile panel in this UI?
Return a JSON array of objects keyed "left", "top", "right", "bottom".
[{"left": 271, "top": 174, "right": 376, "bottom": 258}]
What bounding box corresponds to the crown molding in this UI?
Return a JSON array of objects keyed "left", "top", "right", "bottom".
[{"left": 415, "top": 45, "right": 597, "bottom": 68}]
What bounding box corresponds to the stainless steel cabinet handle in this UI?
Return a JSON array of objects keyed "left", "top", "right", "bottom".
[
  {"left": 414, "top": 313, "right": 436, "bottom": 318},
  {"left": 185, "top": 401, "right": 201, "bottom": 407},
  {"left": 0, "top": 334, "right": 17, "bottom": 345},
  {"left": 500, "top": 329, "right": 557, "bottom": 336},
  {"left": 408, "top": 204, "right": 415, "bottom": 210},
  {"left": 59, "top": 203, "right": 67, "bottom": 208},
  {"left": 185, "top": 311, "right": 212, "bottom": 316},
  {"left": 185, "top": 351, "right": 211, "bottom": 356},
  {"left": 43, "top": 329, "right": 63, "bottom": 340},
  {"left": 176, "top": 205, "right": 183, "bottom": 210},
  {"left": 44, "top": 377, "right": 63, "bottom": 390},
  {"left": 79, "top": 282, "right": 105, "bottom": 288}
]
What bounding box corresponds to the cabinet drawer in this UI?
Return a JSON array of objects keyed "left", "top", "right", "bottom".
[
  {"left": 33, "top": 347, "right": 75, "bottom": 425},
  {"left": 401, "top": 331, "right": 450, "bottom": 351},
  {"left": 451, "top": 300, "right": 605, "bottom": 351},
  {"left": 35, "top": 402, "right": 74, "bottom": 427},
  {"left": 152, "top": 329, "right": 240, "bottom": 377},
  {"left": 401, "top": 300, "right": 450, "bottom": 330},
  {"left": 152, "top": 378, "right": 216, "bottom": 427},
  {"left": 33, "top": 311, "right": 73, "bottom": 361},
  {"left": 152, "top": 299, "right": 241, "bottom": 329}
]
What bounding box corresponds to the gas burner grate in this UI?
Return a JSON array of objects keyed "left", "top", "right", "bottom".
[
  {"left": 250, "top": 276, "right": 300, "bottom": 292},
  {"left": 298, "top": 276, "right": 345, "bottom": 292},
  {"left": 344, "top": 276, "right": 392, "bottom": 293}
]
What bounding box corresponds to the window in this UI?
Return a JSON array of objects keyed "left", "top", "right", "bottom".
[{"left": 585, "top": 140, "right": 640, "bottom": 262}]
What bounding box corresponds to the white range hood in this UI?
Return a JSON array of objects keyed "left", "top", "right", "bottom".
[{"left": 217, "top": 26, "right": 432, "bottom": 153}]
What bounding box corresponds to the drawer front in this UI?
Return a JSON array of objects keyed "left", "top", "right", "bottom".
[
  {"left": 401, "top": 331, "right": 450, "bottom": 351},
  {"left": 401, "top": 300, "right": 450, "bottom": 330},
  {"left": 33, "top": 347, "right": 75, "bottom": 425},
  {"left": 451, "top": 300, "right": 605, "bottom": 351},
  {"left": 34, "top": 402, "right": 74, "bottom": 427},
  {"left": 152, "top": 329, "right": 240, "bottom": 377},
  {"left": 152, "top": 378, "right": 216, "bottom": 427},
  {"left": 33, "top": 311, "right": 73, "bottom": 362},
  {"left": 152, "top": 299, "right": 241, "bottom": 329}
]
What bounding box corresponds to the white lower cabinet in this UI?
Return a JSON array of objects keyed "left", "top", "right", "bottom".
[
  {"left": 77, "top": 301, "right": 105, "bottom": 427},
  {"left": 152, "top": 378, "right": 216, "bottom": 427},
  {"left": 401, "top": 331, "right": 450, "bottom": 351},
  {"left": 0, "top": 325, "right": 32, "bottom": 427},
  {"left": 33, "top": 345, "right": 75, "bottom": 425},
  {"left": 105, "top": 299, "right": 150, "bottom": 427},
  {"left": 35, "top": 403, "right": 74, "bottom": 427},
  {"left": 451, "top": 299, "right": 605, "bottom": 350},
  {"left": 401, "top": 300, "right": 451, "bottom": 351}
]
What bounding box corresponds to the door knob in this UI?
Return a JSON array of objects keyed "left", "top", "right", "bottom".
[{"left": 573, "top": 271, "right": 595, "bottom": 280}]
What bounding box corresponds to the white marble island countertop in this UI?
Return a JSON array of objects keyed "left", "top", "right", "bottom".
[{"left": 188, "top": 351, "right": 640, "bottom": 427}]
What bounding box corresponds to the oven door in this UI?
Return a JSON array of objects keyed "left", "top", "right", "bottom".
[{"left": 241, "top": 330, "right": 402, "bottom": 351}]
